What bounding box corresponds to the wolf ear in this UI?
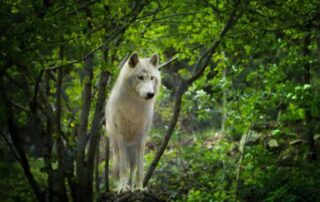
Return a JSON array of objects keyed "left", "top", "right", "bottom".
[
  {"left": 150, "top": 53, "right": 159, "bottom": 67},
  {"left": 128, "top": 52, "right": 139, "bottom": 68}
]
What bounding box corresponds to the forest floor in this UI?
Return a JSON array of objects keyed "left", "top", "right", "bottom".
[{"left": 98, "top": 190, "right": 165, "bottom": 202}]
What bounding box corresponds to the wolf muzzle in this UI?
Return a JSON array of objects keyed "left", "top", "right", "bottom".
[{"left": 145, "top": 92, "right": 154, "bottom": 100}]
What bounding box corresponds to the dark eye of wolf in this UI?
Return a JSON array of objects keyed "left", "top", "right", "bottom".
[
  {"left": 150, "top": 76, "right": 154, "bottom": 80},
  {"left": 138, "top": 75, "right": 144, "bottom": 80}
]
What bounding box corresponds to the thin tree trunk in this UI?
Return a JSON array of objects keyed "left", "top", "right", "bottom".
[
  {"left": 144, "top": 0, "right": 245, "bottom": 186},
  {"left": 76, "top": 53, "right": 94, "bottom": 202},
  {"left": 144, "top": 82, "right": 187, "bottom": 186},
  {"left": 235, "top": 129, "right": 251, "bottom": 201},
  {"left": 95, "top": 134, "right": 101, "bottom": 195},
  {"left": 44, "top": 71, "right": 53, "bottom": 202},
  {"left": 303, "top": 23, "right": 316, "bottom": 162},
  {"left": 1, "top": 83, "right": 45, "bottom": 202},
  {"left": 104, "top": 137, "right": 110, "bottom": 192},
  {"left": 54, "top": 46, "right": 68, "bottom": 202},
  {"left": 221, "top": 68, "right": 227, "bottom": 133},
  {"left": 76, "top": 4, "right": 95, "bottom": 201},
  {"left": 67, "top": 126, "right": 78, "bottom": 202},
  {"left": 86, "top": 71, "right": 109, "bottom": 200}
]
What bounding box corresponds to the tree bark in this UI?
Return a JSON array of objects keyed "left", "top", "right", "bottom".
[
  {"left": 53, "top": 46, "right": 68, "bottom": 202},
  {"left": 95, "top": 135, "right": 101, "bottom": 195},
  {"left": 104, "top": 137, "right": 110, "bottom": 192},
  {"left": 44, "top": 71, "right": 53, "bottom": 202},
  {"left": 221, "top": 68, "right": 227, "bottom": 133},
  {"left": 86, "top": 71, "right": 110, "bottom": 200},
  {"left": 76, "top": 53, "right": 94, "bottom": 202},
  {"left": 303, "top": 23, "right": 316, "bottom": 162},
  {"left": 235, "top": 129, "right": 251, "bottom": 201}
]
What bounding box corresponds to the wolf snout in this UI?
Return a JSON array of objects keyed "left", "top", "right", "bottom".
[{"left": 146, "top": 92, "right": 154, "bottom": 99}]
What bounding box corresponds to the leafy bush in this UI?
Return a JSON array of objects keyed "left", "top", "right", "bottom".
[{"left": 147, "top": 130, "right": 320, "bottom": 202}]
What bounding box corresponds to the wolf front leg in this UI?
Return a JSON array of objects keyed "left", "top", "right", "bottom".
[
  {"left": 117, "top": 137, "right": 130, "bottom": 193},
  {"left": 127, "top": 145, "right": 136, "bottom": 191},
  {"left": 135, "top": 141, "right": 146, "bottom": 191}
]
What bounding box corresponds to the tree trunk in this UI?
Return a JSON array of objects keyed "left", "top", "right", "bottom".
[
  {"left": 44, "top": 71, "right": 53, "bottom": 202},
  {"left": 104, "top": 137, "right": 110, "bottom": 192},
  {"left": 144, "top": 82, "right": 187, "bottom": 186},
  {"left": 1, "top": 83, "right": 45, "bottom": 202},
  {"left": 86, "top": 71, "right": 110, "bottom": 200},
  {"left": 303, "top": 23, "right": 316, "bottom": 162},
  {"left": 76, "top": 53, "right": 94, "bottom": 202},
  {"left": 95, "top": 135, "right": 101, "bottom": 195},
  {"left": 53, "top": 46, "right": 68, "bottom": 202},
  {"left": 221, "top": 67, "right": 227, "bottom": 133},
  {"left": 235, "top": 129, "right": 251, "bottom": 201}
]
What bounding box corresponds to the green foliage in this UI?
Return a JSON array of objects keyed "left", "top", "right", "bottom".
[
  {"left": 240, "top": 145, "right": 320, "bottom": 202},
  {"left": 146, "top": 130, "right": 320, "bottom": 201},
  {"left": 1, "top": 0, "right": 320, "bottom": 201},
  {"left": 0, "top": 160, "right": 45, "bottom": 202}
]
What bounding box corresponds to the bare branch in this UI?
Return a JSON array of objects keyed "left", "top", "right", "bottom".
[
  {"left": 83, "top": 1, "right": 146, "bottom": 60},
  {"left": 158, "top": 56, "right": 178, "bottom": 69},
  {"left": 187, "top": 0, "right": 243, "bottom": 84},
  {"left": 33, "top": 60, "right": 78, "bottom": 112},
  {"left": 138, "top": 11, "right": 209, "bottom": 21},
  {"left": 119, "top": 53, "right": 129, "bottom": 68},
  {"left": 0, "top": 131, "right": 21, "bottom": 162},
  {"left": 44, "top": 60, "right": 78, "bottom": 71},
  {"left": 10, "top": 101, "right": 29, "bottom": 112}
]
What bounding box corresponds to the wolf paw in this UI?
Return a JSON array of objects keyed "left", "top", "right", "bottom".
[
  {"left": 134, "top": 186, "right": 147, "bottom": 192},
  {"left": 117, "top": 184, "right": 131, "bottom": 193}
]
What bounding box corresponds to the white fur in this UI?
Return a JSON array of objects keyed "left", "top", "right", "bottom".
[{"left": 105, "top": 52, "right": 160, "bottom": 192}]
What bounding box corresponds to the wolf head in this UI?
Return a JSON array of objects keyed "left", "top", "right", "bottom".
[{"left": 122, "top": 52, "right": 161, "bottom": 100}]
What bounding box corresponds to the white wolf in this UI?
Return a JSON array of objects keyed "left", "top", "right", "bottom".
[{"left": 105, "top": 52, "right": 161, "bottom": 192}]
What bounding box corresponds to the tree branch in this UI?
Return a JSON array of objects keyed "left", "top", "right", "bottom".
[
  {"left": 138, "top": 11, "right": 209, "bottom": 21},
  {"left": 158, "top": 56, "right": 178, "bottom": 69},
  {"left": 83, "top": 1, "right": 146, "bottom": 60},
  {"left": 33, "top": 60, "right": 78, "bottom": 112},
  {"left": 0, "top": 131, "right": 21, "bottom": 162},
  {"left": 187, "top": 0, "right": 243, "bottom": 84},
  {"left": 143, "top": 82, "right": 187, "bottom": 186},
  {"left": 144, "top": 0, "right": 246, "bottom": 187}
]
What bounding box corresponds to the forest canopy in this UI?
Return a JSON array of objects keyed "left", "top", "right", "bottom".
[{"left": 1, "top": 0, "right": 320, "bottom": 201}]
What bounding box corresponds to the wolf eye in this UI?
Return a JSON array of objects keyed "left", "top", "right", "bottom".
[
  {"left": 138, "top": 75, "right": 144, "bottom": 80},
  {"left": 150, "top": 76, "right": 154, "bottom": 80}
]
